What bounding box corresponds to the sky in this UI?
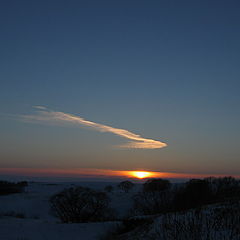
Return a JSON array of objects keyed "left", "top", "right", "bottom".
[{"left": 0, "top": 0, "right": 240, "bottom": 179}]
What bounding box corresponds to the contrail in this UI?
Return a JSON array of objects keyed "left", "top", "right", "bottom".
[{"left": 21, "top": 107, "right": 167, "bottom": 149}]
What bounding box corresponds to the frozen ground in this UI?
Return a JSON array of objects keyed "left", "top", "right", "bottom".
[
  {"left": 0, "top": 181, "right": 133, "bottom": 240},
  {"left": 0, "top": 218, "right": 117, "bottom": 240}
]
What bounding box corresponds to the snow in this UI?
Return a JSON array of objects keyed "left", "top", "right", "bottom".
[
  {"left": 0, "top": 218, "right": 117, "bottom": 240},
  {"left": 0, "top": 182, "right": 124, "bottom": 240},
  {"left": 1, "top": 181, "right": 239, "bottom": 239}
]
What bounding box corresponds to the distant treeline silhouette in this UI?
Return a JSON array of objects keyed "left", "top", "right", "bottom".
[
  {"left": 48, "top": 176, "right": 240, "bottom": 225},
  {"left": 0, "top": 181, "right": 28, "bottom": 195},
  {"left": 133, "top": 176, "right": 240, "bottom": 215},
  {"left": 103, "top": 177, "right": 240, "bottom": 240}
]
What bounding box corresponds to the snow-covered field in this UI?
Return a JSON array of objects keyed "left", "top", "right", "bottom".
[
  {"left": 0, "top": 181, "right": 135, "bottom": 240},
  {"left": 0, "top": 218, "right": 116, "bottom": 240},
  {"left": 1, "top": 181, "right": 240, "bottom": 240}
]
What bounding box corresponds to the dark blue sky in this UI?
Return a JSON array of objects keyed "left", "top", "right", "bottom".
[{"left": 0, "top": 0, "right": 240, "bottom": 176}]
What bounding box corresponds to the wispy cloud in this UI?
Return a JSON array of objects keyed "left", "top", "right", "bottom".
[{"left": 21, "top": 106, "right": 167, "bottom": 149}]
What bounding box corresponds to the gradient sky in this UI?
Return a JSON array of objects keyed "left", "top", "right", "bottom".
[{"left": 0, "top": 0, "right": 240, "bottom": 177}]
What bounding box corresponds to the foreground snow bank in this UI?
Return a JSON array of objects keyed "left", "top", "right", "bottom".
[{"left": 0, "top": 218, "right": 118, "bottom": 240}]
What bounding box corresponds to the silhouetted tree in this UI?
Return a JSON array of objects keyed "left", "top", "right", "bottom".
[
  {"left": 173, "top": 179, "right": 212, "bottom": 210},
  {"left": 143, "top": 178, "right": 171, "bottom": 192},
  {"left": 206, "top": 176, "right": 240, "bottom": 200},
  {"left": 118, "top": 181, "right": 134, "bottom": 193},
  {"left": 133, "top": 190, "right": 173, "bottom": 215},
  {"left": 50, "top": 186, "right": 114, "bottom": 223},
  {"left": 18, "top": 181, "right": 28, "bottom": 187},
  {"left": 131, "top": 176, "right": 240, "bottom": 218},
  {"left": 104, "top": 185, "right": 114, "bottom": 193},
  {"left": 0, "top": 181, "right": 26, "bottom": 195}
]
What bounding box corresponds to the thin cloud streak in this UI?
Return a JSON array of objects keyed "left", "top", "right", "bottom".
[{"left": 21, "top": 107, "right": 167, "bottom": 149}]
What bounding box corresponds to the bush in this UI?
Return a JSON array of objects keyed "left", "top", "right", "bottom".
[
  {"left": 18, "top": 181, "right": 28, "bottom": 187},
  {"left": 173, "top": 179, "right": 213, "bottom": 211},
  {"left": 132, "top": 177, "right": 240, "bottom": 216},
  {"left": 101, "top": 218, "right": 153, "bottom": 240},
  {"left": 118, "top": 181, "right": 134, "bottom": 193},
  {"left": 50, "top": 186, "right": 114, "bottom": 223},
  {"left": 206, "top": 176, "right": 240, "bottom": 200},
  {"left": 0, "top": 181, "right": 26, "bottom": 195},
  {"left": 152, "top": 203, "right": 240, "bottom": 240},
  {"left": 106, "top": 203, "right": 240, "bottom": 240},
  {"left": 133, "top": 190, "right": 173, "bottom": 215},
  {"left": 173, "top": 177, "right": 240, "bottom": 212},
  {"left": 131, "top": 178, "right": 172, "bottom": 215},
  {"left": 143, "top": 178, "right": 171, "bottom": 192},
  {"left": 0, "top": 211, "right": 25, "bottom": 218},
  {"left": 104, "top": 185, "right": 114, "bottom": 193}
]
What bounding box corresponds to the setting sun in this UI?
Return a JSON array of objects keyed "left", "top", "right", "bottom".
[{"left": 131, "top": 171, "right": 152, "bottom": 179}]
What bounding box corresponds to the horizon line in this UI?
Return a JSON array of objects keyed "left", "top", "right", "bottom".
[{"left": 0, "top": 168, "right": 239, "bottom": 180}]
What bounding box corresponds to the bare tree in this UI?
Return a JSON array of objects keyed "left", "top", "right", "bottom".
[
  {"left": 118, "top": 181, "right": 134, "bottom": 193},
  {"left": 104, "top": 185, "right": 114, "bottom": 193},
  {"left": 50, "top": 186, "right": 114, "bottom": 223},
  {"left": 143, "top": 178, "right": 171, "bottom": 192}
]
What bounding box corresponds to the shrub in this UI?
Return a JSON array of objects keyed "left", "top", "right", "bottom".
[
  {"left": 143, "top": 178, "right": 171, "bottom": 192},
  {"left": 104, "top": 185, "right": 114, "bottom": 193},
  {"left": 152, "top": 203, "right": 240, "bottom": 240},
  {"left": 206, "top": 176, "right": 240, "bottom": 200},
  {"left": 0, "top": 211, "right": 25, "bottom": 218},
  {"left": 118, "top": 181, "right": 134, "bottom": 193},
  {"left": 173, "top": 177, "right": 240, "bottom": 212},
  {"left": 101, "top": 218, "right": 153, "bottom": 240},
  {"left": 0, "top": 181, "right": 26, "bottom": 195},
  {"left": 104, "top": 203, "right": 240, "bottom": 240},
  {"left": 18, "top": 181, "right": 28, "bottom": 187},
  {"left": 132, "top": 177, "right": 240, "bottom": 217},
  {"left": 173, "top": 179, "right": 213, "bottom": 211},
  {"left": 133, "top": 190, "right": 173, "bottom": 215},
  {"left": 50, "top": 186, "right": 114, "bottom": 223},
  {"left": 131, "top": 178, "right": 172, "bottom": 215}
]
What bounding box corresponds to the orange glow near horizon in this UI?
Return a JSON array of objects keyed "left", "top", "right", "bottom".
[
  {"left": 0, "top": 168, "right": 239, "bottom": 180},
  {"left": 130, "top": 171, "right": 153, "bottom": 179}
]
